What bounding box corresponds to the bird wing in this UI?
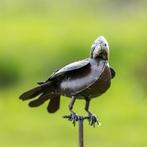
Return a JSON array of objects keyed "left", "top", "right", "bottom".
[
  {"left": 59, "top": 59, "right": 107, "bottom": 96},
  {"left": 48, "top": 58, "right": 90, "bottom": 80}
]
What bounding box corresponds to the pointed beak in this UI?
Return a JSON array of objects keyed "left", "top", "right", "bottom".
[
  {"left": 98, "top": 49, "right": 108, "bottom": 60},
  {"left": 91, "top": 36, "right": 109, "bottom": 60}
]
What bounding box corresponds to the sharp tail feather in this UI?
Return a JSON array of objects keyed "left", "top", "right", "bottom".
[
  {"left": 19, "top": 81, "right": 52, "bottom": 101},
  {"left": 19, "top": 86, "right": 43, "bottom": 100},
  {"left": 47, "top": 95, "right": 60, "bottom": 113},
  {"left": 29, "top": 94, "right": 50, "bottom": 107}
]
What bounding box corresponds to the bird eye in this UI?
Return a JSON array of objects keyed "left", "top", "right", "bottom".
[{"left": 104, "top": 43, "right": 107, "bottom": 47}]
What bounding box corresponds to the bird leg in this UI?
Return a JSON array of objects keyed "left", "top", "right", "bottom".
[
  {"left": 65, "top": 96, "right": 78, "bottom": 126},
  {"left": 85, "top": 98, "right": 99, "bottom": 127}
]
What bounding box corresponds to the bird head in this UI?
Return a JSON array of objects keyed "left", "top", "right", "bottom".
[{"left": 90, "top": 36, "right": 109, "bottom": 60}]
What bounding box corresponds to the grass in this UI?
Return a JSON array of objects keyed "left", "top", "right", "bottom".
[
  {"left": 0, "top": 0, "right": 147, "bottom": 146},
  {"left": 0, "top": 77, "right": 147, "bottom": 147}
]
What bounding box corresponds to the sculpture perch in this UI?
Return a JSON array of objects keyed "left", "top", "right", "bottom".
[
  {"left": 19, "top": 36, "right": 116, "bottom": 127},
  {"left": 64, "top": 115, "right": 91, "bottom": 147}
]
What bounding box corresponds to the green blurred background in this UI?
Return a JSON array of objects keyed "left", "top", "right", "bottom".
[{"left": 0, "top": 0, "right": 147, "bottom": 147}]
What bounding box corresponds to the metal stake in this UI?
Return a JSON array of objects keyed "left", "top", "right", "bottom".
[
  {"left": 78, "top": 118, "right": 84, "bottom": 147},
  {"left": 63, "top": 115, "right": 91, "bottom": 147}
]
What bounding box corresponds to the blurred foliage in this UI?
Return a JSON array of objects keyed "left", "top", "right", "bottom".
[
  {"left": 0, "top": 57, "right": 21, "bottom": 88},
  {"left": 0, "top": 0, "right": 147, "bottom": 147}
]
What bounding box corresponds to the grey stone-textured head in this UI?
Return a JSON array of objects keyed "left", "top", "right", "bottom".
[{"left": 90, "top": 36, "right": 109, "bottom": 60}]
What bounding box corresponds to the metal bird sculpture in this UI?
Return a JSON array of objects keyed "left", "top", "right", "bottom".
[{"left": 19, "top": 36, "right": 115, "bottom": 126}]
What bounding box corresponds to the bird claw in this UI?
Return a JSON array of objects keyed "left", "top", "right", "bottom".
[
  {"left": 63, "top": 113, "right": 78, "bottom": 126},
  {"left": 63, "top": 113, "right": 100, "bottom": 127},
  {"left": 88, "top": 113, "right": 100, "bottom": 127},
  {"left": 70, "top": 113, "right": 79, "bottom": 126}
]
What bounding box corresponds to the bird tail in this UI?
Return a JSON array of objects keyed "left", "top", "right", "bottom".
[
  {"left": 47, "top": 95, "right": 60, "bottom": 113},
  {"left": 19, "top": 81, "right": 60, "bottom": 113},
  {"left": 28, "top": 91, "right": 60, "bottom": 113},
  {"left": 19, "top": 81, "right": 53, "bottom": 101}
]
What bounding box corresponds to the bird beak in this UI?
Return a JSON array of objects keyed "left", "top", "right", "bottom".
[
  {"left": 92, "top": 44, "right": 108, "bottom": 60},
  {"left": 90, "top": 36, "right": 109, "bottom": 60},
  {"left": 98, "top": 49, "right": 108, "bottom": 60}
]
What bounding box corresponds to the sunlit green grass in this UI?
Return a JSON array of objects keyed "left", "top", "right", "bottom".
[
  {"left": 0, "top": 77, "right": 147, "bottom": 147},
  {"left": 0, "top": 1, "right": 147, "bottom": 147}
]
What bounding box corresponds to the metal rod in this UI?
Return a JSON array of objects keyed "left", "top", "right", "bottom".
[
  {"left": 63, "top": 115, "right": 92, "bottom": 147},
  {"left": 78, "top": 118, "right": 84, "bottom": 147}
]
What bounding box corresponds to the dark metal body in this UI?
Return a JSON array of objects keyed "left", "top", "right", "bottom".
[
  {"left": 19, "top": 36, "right": 115, "bottom": 147},
  {"left": 19, "top": 57, "right": 114, "bottom": 113},
  {"left": 19, "top": 36, "right": 115, "bottom": 115},
  {"left": 58, "top": 58, "right": 111, "bottom": 99}
]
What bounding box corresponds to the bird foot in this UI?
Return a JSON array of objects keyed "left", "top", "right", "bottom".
[
  {"left": 63, "top": 113, "right": 100, "bottom": 127},
  {"left": 63, "top": 113, "right": 78, "bottom": 126},
  {"left": 88, "top": 113, "right": 100, "bottom": 127}
]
